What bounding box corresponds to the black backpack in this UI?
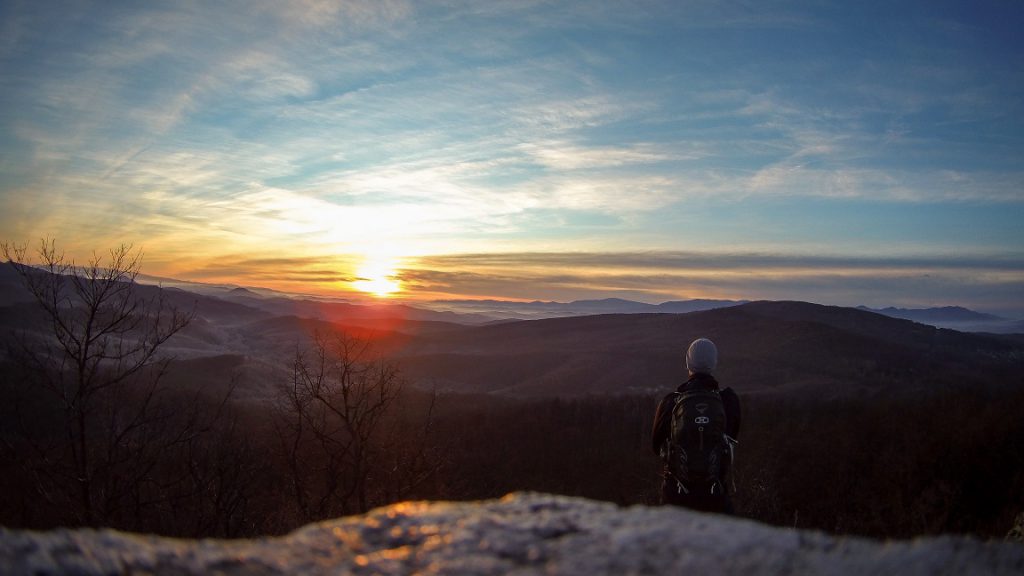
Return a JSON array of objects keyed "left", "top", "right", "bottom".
[{"left": 665, "top": 388, "right": 729, "bottom": 493}]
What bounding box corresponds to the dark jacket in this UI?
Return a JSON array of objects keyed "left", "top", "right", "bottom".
[{"left": 651, "top": 372, "right": 741, "bottom": 512}]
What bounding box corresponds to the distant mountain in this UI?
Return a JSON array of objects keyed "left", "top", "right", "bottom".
[
  {"left": 228, "top": 287, "right": 260, "bottom": 297},
  {"left": 655, "top": 299, "right": 749, "bottom": 314},
  {"left": 858, "top": 305, "right": 1001, "bottom": 323},
  {"left": 422, "top": 297, "right": 745, "bottom": 320},
  {"left": 137, "top": 273, "right": 496, "bottom": 326},
  {"left": 0, "top": 262, "right": 36, "bottom": 305},
  {"left": 217, "top": 294, "right": 496, "bottom": 326},
  {"left": 133, "top": 270, "right": 1020, "bottom": 333},
  {"left": 134, "top": 273, "right": 293, "bottom": 300},
  {"left": 4, "top": 264, "right": 1022, "bottom": 400},
  {"left": 857, "top": 305, "right": 1024, "bottom": 334}
]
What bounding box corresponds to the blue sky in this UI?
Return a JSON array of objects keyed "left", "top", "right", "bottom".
[{"left": 1, "top": 1, "right": 1022, "bottom": 316}]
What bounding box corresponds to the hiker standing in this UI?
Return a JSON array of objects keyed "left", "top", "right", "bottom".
[{"left": 652, "top": 337, "right": 741, "bottom": 513}]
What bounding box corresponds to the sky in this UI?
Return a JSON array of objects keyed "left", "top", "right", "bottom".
[{"left": 1, "top": 0, "right": 1023, "bottom": 316}]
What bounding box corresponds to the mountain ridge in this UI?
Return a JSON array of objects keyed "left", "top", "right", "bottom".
[
  {"left": 3, "top": 263, "right": 1022, "bottom": 399},
  {"left": 387, "top": 300, "right": 1023, "bottom": 397},
  {"left": 8, "top": 262, "right": 1021, "bottom": 331}
]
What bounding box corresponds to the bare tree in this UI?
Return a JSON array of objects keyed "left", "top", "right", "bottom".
[
  {"left": 275, "top": 330, "right": 431, "bottom": 521},
  {"left": 181, "top": 384, "right": 266, "bottom": 538},
  {"left": 375, "top": 385, "right": 443, "bottom": 504},
  {"left": 1, "top": 239, "right": 196, "bottom": 527}
]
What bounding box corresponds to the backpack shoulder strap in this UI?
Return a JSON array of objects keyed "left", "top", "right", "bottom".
[{"left": 679, "top": 387, "right": 721, "bottom": 400}]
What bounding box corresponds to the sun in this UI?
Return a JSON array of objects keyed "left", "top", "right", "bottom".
[{"left": 352, "top": 258, "right": 402, "bottom": 298}]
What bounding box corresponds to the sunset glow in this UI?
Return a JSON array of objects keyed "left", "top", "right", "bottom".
[
  {"left": 352, "top": 258, "right": 402, "bottom": 298},
  {"left": 0, "top": 1, "right": 1022, "bottom": 317}
]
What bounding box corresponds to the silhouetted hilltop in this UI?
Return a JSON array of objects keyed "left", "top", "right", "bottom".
[
  {"left": 857, "top": 304, "right": 1023, "bottom": 333},
  {"left": 424, "top": 296, "right": 744, "bottom": 319},
  {"left": 228, "top": 286, "right": 259, "bottom": 297},
  {"left": 860, "top": 304, "right": 1001, "bottom": 323},
  {"left": 392, "top": 301, "right": 1023, "bottom": 397},
  {"left": 0, "top": 261, "right": 35, "bottom": 306}
]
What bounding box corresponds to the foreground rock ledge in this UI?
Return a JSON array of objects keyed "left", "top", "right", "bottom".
[{"left": 2, "top": 493, "right": 1022, "bottom": 575}]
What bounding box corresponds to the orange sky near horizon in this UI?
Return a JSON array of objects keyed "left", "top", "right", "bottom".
[{"left": 1, "top": 2, "right": 1023, "bottom": 317}]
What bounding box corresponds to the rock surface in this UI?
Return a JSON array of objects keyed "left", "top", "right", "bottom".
[{"left": 2, "top": 493, "right": 1022, "bottom": 575}]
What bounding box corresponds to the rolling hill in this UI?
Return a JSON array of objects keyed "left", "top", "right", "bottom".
[
  {"left": 2, "top": 263, "right": 1021, "bottom": 400},
  {"left": 389, "top": 301, "right": 1024, "bottom": 397}
]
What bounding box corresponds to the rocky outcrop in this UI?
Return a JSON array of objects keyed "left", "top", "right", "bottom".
[{"left": 2, "top": 493, "right": 1022, "bottom": 575}]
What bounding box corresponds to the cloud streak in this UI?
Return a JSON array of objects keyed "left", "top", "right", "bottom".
[
  {"left": 404, "top": 251, "right": 1024, "bottom": 317},
  {"left": 1, "top": 1, "right": 1022, "bottom": 314}
]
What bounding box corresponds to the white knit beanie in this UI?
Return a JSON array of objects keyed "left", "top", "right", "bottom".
[{"left": 686, "top": 337, "right": 718, "bottom": 374}]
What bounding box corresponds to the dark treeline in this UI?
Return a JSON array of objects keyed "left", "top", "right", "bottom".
[
  {"left": 417, "top": 382, "right": 1024, "bottom": 539},
  {"left": 3, "top": 356, "right": 1023, "bottom": 540},
  {"left": 734, "top": 384, "right": 1024, "bottom": 537}
]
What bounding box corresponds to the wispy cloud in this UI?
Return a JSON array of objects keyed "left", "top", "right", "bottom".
[
  {"left": 186, "top": 255, "right": 357, "bottom": 285},
  {"left": 1, "top": 1, "right": 1021, "bottom": 312},
  {"left": 517, "top": 141, "right": 673, "bottom": 171},
  {"left": 405, "top": 251, "right": 1024, "bottom": 316},
  {"left": 415, "top": 251, "right": 1024, "bottom": 272}
]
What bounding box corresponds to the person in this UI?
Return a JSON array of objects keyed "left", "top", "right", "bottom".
[{"left": 651, "top": 337, "right": 741, "bottom": 513}]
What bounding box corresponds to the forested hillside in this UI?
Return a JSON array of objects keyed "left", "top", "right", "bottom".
[{"left": 1, "top": 266, "right": 1022, "bottom": 539}]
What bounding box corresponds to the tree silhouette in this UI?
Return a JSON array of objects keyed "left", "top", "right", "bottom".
[
  {"left": 275, "top": 331, "right": 420, "bottom": 520},
  {"left": 1, "top": 239, "right": 197, "bottom": 526}
]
